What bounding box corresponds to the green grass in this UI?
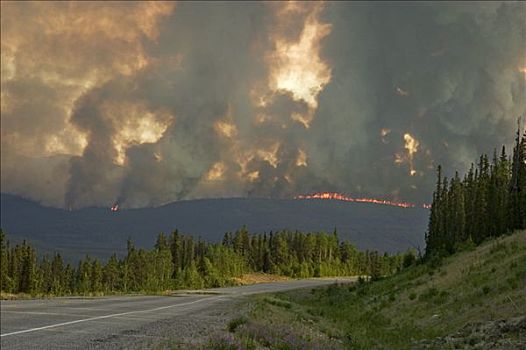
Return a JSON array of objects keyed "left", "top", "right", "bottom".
[{"left": 220, "top": 230, "right": 526, "bottom": 349}]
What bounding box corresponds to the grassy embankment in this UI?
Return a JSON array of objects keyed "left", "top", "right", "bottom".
[{"left": 209, "top": 230, "right": 526, "bottom": 349}]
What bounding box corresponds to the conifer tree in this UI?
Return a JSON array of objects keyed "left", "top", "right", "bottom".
[
  {"left": 90, "top": 260, "right": 103, "bottom": 293},
  {"left": 103, "top": 254, "right": 119, "bottom": 292},
  {"left": 509, "top": 123, "right": 524, "bottom": 230},
  {"left": 0, "top": 230, "right": 11, "bottom": 292},
  {"left": 50, "top": 254, "right": 64, "bottom": 295}
]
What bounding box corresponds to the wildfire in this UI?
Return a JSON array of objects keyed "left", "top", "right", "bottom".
[
  {"left": 295, "top": 192, "right": 430, "bottom": 209},
  {"left": 267, "top": 2, "right": 332, "bottom": 128},
  {"left": 395, "top": 133, "right": 420, "bottom": 176},
  {"left": 110, "top": 203, "right": 119, "bottom": 211},
  {"left": 247, "top": 170, "right": 260, "bottom": 182},
  {"left": 257, "top": 142, "right": 280, "bottom": 168},
  {"left": 205, "top": 161, "right": 226, "bottom": 181},
  {"left": 214, "top": 120, "right": 238, "bottom": 138},
  {"left": 296, "top": 148, "right": 308, "bottom": 167},
  {"left": 105, "top": 102, "right": 172, "bottom": 165}
]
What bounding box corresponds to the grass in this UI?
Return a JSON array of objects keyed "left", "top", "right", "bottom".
[{"left": 216, "top": 230, "right": 526, "bottom": 349}]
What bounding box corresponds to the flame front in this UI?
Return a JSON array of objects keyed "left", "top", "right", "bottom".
[{"left": 295, "top": 192, "right": 430, "bottom": 209}]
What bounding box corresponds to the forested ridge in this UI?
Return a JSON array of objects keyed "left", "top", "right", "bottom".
[
  {"left": 426, "top": 124, "right": 526, "bottom": 257},
  {"left": 0, "top": 228, "right": 412, "bottom": 296}
]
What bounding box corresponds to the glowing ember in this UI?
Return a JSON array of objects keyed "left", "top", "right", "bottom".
[
  {"left": 295, "top": 192, "right": 430, "bottom": 209},
  {"left": 110, "top": 203, "right": 119, "bottom": 211}
]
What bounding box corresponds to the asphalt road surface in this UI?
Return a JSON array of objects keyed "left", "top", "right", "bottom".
[{"left": 1, "top": 278, "right": 355, "bottom": 349}]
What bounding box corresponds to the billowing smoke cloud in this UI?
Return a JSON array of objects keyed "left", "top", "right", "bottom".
[{"left": 1, "top": 2, "right": 525, "bottom": 209}]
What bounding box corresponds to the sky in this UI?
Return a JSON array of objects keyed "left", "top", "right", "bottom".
[{"left": 1, "top": 1, "right": 525, "bottom": 209}]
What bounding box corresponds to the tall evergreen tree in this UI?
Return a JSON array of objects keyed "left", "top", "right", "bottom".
[{"left": 0, "top": 230, "right": 11, "bottom": 292}]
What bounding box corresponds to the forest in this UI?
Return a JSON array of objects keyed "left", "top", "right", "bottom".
[
  {"left": 426, "top": 124, "right": 526, "bottom": 257},
  {"left": 0, "top": 228, "right": 413, "bottom": 296}
]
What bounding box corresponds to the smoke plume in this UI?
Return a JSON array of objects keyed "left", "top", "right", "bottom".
[{"left": 1, "top": 2, "right": 525, "bottom": 208}]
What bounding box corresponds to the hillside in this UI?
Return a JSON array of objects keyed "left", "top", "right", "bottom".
[
  {"left": 0, "top": 193, "right": 428, "bottom": 261},
  {"left": 211, "top": 230, "right": 526, "bottom": 349}
]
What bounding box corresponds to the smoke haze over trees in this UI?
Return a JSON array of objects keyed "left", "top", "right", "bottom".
[{"left": 1, "top": 2, "right": 525, "bottom": 209}]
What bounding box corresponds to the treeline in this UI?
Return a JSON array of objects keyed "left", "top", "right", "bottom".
[
  {"left": 426, "top": 124, "right": 526, "bottom": 257},
  {"left": 0, "top": 228, "right": 413, "bottom": 296}
]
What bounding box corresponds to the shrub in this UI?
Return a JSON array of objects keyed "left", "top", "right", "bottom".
[
  {"left": 489, "top": 241, "right": 508, "bottom": 254},
  {"left": 264, "top": 297, "right": 292, "bottom": 309},
  {"left": 427, "top": 254, "right": 443, "bottom": 269},
  {"left": 408, "top": 292, "right": 417, "bottom": 300},
  {"left": 228, "top": 316, "right": 247, "bottom": 333},
  {"left": 506, "top": 277, "right": 518, "bottom": 290},
  {"left": 455, "top": 239, "right": 476, "bottom": 253},
  {"left": 418, "top": 287, "right": 449, "bottom": 305},
  {"left": 402, "top": 251, "right": 417, "bottom": 268}
]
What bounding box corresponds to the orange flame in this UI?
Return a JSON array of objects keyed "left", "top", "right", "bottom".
[
  {"left": 110, "top": 203, "right": 119, "bottom": 211},
  {"left": 294, "top": 192, "right": 430, "bottom": 209}
]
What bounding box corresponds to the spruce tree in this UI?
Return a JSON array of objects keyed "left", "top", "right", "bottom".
[
  {"left": 509, "top": 123, "right": 525, "bottom": 230},
  {"left": 103, "top": 254, "right": 120, "bottom": 292},
  {"left": 0, "top": 230, "right": 10, "bottom": 292}
]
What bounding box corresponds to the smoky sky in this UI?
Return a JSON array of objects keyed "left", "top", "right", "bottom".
[{"left": 1, "top": 1, "right": 525, "bottom": 209}]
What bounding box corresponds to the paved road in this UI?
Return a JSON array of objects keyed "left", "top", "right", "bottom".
[{"left": 1, "top": 278, "right": 355, "bottom": 349}]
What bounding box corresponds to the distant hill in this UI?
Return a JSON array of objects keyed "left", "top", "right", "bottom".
[{"left": 0, "top": 193, "right": 428, "bottom": 261}]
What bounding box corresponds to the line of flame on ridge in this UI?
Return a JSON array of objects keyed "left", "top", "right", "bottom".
[{"left": 294, "top": 192, "right": 431, "bottom": 209}]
